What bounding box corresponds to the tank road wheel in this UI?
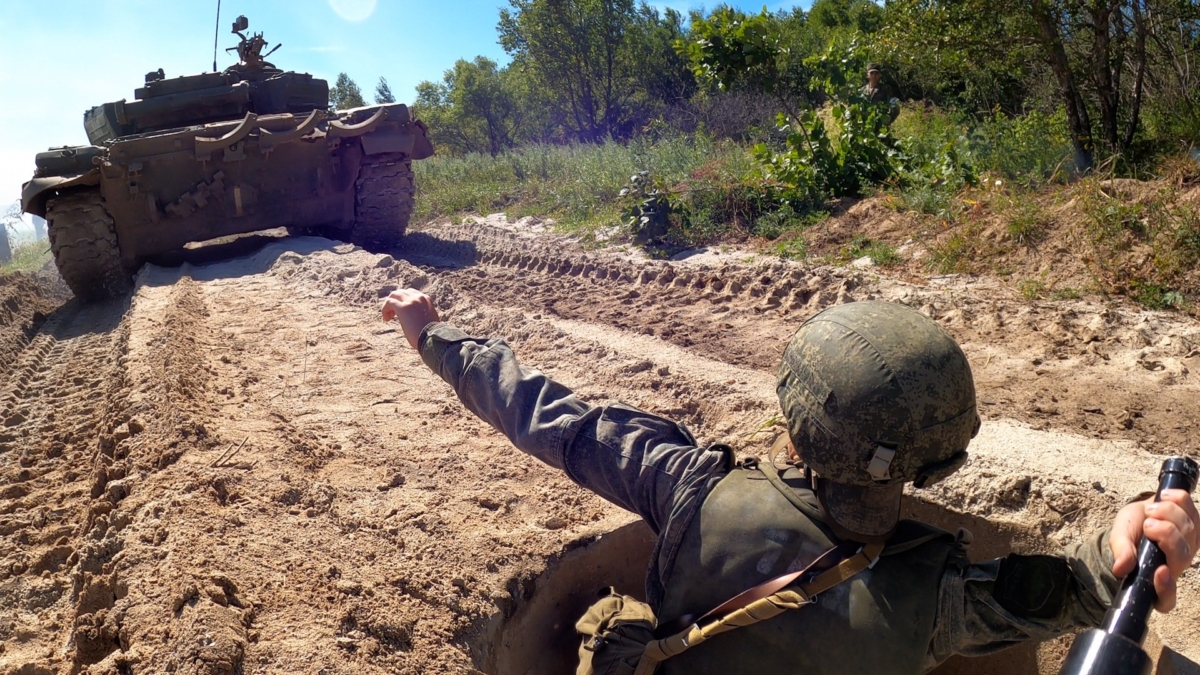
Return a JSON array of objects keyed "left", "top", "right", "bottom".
[
  {"left": 351, "top": 154, "right": 414, "bottom": 251},
  {"left": 46, "top": 190, "right": 132, "bottom": 302}
]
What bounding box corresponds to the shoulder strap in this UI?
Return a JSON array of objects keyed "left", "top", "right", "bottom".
[{"left": 635, "top": 541, "right": 884, "bottom": 674}]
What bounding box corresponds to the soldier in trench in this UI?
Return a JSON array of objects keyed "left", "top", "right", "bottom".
[{"left": 381, "top": 288, "right": 1199, "bottom": 674}]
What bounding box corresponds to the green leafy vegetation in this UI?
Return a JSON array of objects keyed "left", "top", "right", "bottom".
[
  {"left": 842, "top": 236, "right": 899, "bottom": 267},
  {"left": 1077, "top": 181, "right": 1200, "bottom": 310},
  {"left": 413, "top": 135, "right": 738, "bottom": 237},
  {"left": 999, "top": 195, "right": 1051, "bottom": 245},
  {"left": 398, "top": 0, "right": 1199, "bottom": 309},
  {"left": 1017, "top": 279, "right": 1046, "bottom": 301},
  {"left": 0, "top": 240, "right": 50, "bottom": 275},
  {"left": 619, "top": 172, "right": 690, "bottom": 246},
  {"left": 329, "top": 73, "right": 366, "bottom": 110},
  {"left": 926, "top": 225, "right": 980, "bottom": 275},
  {"left": 771, "top": 236, "right": 808, "bottom": 260}
]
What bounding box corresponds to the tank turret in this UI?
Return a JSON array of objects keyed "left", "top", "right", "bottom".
[
  {"left": 83, "top": 16, "right": 328, "bottom": 144},
  {"left": 23, "top": 15, "right": 434, "bottom": 302}
]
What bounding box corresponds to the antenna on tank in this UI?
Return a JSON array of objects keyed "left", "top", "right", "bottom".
[{"left": 212, "top": 0, "right": 223, "bottom": 72}]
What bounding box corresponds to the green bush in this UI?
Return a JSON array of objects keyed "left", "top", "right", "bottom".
[{"left": 971, "top": 109, "right": 1073, "bottom": 185}]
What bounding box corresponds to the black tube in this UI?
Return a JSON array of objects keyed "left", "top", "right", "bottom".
[
  {"left": 1103, "top": 457, "right": 1199, "bottom": 644},
  {"left": 1058, "top": 456, "right": 1198, "bottom": 675}
]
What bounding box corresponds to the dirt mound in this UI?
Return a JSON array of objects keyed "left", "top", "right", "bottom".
[
  {"left": 0, "top": 270, "right": 68, "bottom": 377},
  {"left": 802, "top": 178, "right": 1200, "bottom": 314}
]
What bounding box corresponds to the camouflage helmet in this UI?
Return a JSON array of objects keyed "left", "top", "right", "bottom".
[{"left": 776, "top": 301, "right": 980, "bottom": 540}]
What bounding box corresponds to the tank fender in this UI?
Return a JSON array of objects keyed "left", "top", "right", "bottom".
[
  {"left": 21, "top": 169, "right": 101, "bottom": 218},
  {"left": 360, "top": 121, "right": 434, "bottom": 159}
]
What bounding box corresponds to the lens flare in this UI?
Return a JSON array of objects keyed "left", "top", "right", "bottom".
[{"left": 328, "top": 0, "right": 377, "bottom": 22}]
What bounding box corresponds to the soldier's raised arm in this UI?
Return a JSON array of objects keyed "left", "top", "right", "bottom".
[{"left": 381, "top": 288, "right": 729, "bottom": 535}]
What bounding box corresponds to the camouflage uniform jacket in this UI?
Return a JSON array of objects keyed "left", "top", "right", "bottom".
[
  {"left": 861, "top": 82, "right": 900, "bottom": 122},
  {"left": 861, "top": 82, "right": 895, "bottom": 105},
  {"left": 418, "top": 322, "right": 1121, "bottom": 670}
]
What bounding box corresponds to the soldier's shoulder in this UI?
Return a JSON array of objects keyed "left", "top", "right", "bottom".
[{"left": 883, "top": 519, "right": 957, "bottom": 556}]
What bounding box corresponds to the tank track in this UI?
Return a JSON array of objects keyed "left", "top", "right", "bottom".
[
  {"left": 46, "top": 190, "right": 131, "bottom": 302},
  {"left": 351, "top": 154, "right": 414, "bottom": 250}
]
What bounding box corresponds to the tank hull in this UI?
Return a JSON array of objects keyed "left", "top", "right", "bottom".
[{"left": 24, "top": 103, "right": 432, "bottom": 275}]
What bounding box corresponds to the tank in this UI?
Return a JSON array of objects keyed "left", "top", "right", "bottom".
[{"left": 20, "top": 16, "right": 434, "bottom": 301}]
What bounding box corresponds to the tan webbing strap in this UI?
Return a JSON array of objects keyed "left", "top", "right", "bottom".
[{"left": 635, "top": 542, "right": 885, "bottom": 674}]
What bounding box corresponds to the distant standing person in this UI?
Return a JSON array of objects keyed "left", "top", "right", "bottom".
[{"left": 861, "top": 63, "right": 900, "bottom": 123}]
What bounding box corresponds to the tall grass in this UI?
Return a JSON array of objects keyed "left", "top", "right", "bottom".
[
  {"left": 413, "top": 135, "right": 745, "bottom": 235},
  {"left": 0, "top": 240, "right": 50, "bottom": 274}
]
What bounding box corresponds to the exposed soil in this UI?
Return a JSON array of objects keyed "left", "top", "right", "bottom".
[{"left": 1, "top": 216, "right": 1198, "bottom": 675}]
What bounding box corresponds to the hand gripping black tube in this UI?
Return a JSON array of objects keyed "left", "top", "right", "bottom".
[{"left": 1058, "top": 457, "right": 1199, "bottom": 675}]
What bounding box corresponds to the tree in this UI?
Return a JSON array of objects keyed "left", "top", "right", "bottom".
[
  {"left": 884, "top": 0, "right": 1200, "bottom": 171},
  {"left": 375, "top": 77, "right": 396, "bottom": 104},
  {"left": 416, "top": 57, "right": 528, "bottom": 156},
  {"left": 329, "top": 73, "right": 366, "bottom": 110},
  {"left": 498, "top": 0, "right": 691, "bottom": 143}
]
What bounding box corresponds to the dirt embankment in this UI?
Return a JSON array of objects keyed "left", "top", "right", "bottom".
[{"left": 1, "top": 219, "right": 1198, "bottom": 675}]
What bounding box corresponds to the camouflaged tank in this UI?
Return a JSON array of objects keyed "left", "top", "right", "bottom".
[{"left": 21, "top": 16, "right": 433, "bottom": 301}]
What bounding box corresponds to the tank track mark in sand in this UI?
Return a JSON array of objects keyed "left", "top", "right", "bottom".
[
  {"left": 406, "top": 222, "right": 857, "bottom": 371},
  {"left": 46, "top": 190, "right": 132, "bottom": 302},
  {"left": 352, "top": 155, "right": 415, "bottom": 250},
  {"left": 0, "top": 299, "right": 131, "bottom": 669}
]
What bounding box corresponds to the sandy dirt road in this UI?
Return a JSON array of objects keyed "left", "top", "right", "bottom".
[{"left": 1, "top": 218, "right": 1198, "bottom": 675}]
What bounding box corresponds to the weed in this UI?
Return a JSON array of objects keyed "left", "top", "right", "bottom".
[
  {"left": 1016, "top": 279, "right": 1045, "bottom": 301},
  {"left": 970, "top": 109, "right": 1073, "bottom": 186},
  {"left": 925, "top": 225, "right": 979, "bottom": 274},
  {"left": 892, "top": 184, "right": 961, "bottom": 220},
  {"left": 1002, "top": 197, "right": 1050, "bottom": 245},
  {"left": 1049, "top": 287, "right": 1082, "bottom": 300},
  {"left": 1076, "top": 181, "right": 1198, "bottom": 307},
  {"left": 772, "top": 236, "right": 808, "bottom": 260},
  {"left": 843, "top": 235, "right": 900, "bottom": 267},
  {"left": 413, "top": 135, "right": 733, "bottom": 236},
  {"left": 1132, "top": 281, "right": 1187, "bottom": 311},
  {"left": 752, "top": 204, "right": 828, "bottom": 240}
]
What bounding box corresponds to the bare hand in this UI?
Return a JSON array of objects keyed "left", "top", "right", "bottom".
[
  {"left": 381, "top": 288, "right": 440, "bottom": 349},
  {"left": 1109, "top": 488, "right": 1199, "bottom": 612}
]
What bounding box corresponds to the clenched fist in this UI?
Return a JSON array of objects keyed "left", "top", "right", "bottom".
[{"left": 382, "top": 288, "right": 440, "bottom": 350}]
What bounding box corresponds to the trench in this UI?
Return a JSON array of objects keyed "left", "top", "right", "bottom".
[{"left": 474, "top": 500, "right": 1186, "bottom": 675}]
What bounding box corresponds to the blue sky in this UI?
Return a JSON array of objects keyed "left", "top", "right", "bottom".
[{"left": 0, "top": 0, "right": 803, "bottom": 218}]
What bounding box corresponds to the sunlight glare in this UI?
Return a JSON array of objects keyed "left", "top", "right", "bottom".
[{"left": 328, "top": 0, "right": 377, "bottom": 22}]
